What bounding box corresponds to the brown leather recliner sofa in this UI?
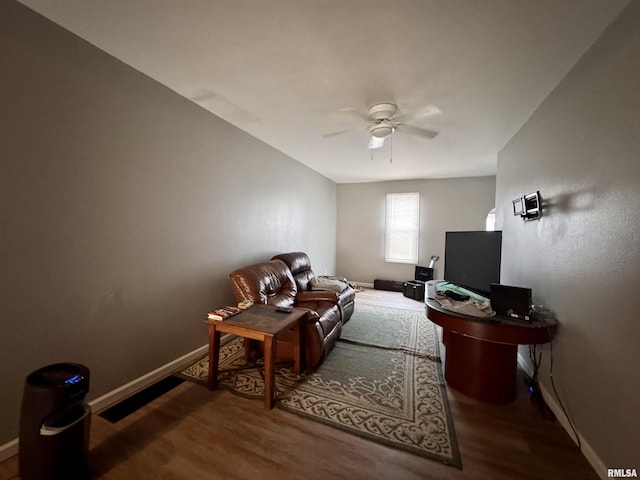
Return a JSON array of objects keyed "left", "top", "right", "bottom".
[
  {"left": 271, "top": 252, "right": 356, "bottom": 323},
  {"left": 228, "top": 259, "right": 343, "bottom": 369}
]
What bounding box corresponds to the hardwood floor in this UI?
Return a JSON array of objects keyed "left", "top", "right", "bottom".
[{"left": 0, "top": 289, "right": 597, "bottom": 479}]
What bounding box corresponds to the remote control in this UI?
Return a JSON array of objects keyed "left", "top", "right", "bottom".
[{"left": 276, "top": 307, "right": 292, "bottom": 313}]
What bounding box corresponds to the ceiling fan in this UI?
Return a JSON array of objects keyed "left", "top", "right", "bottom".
[{"left": 324, "top": 103, "right": 439, "bottom": 149}]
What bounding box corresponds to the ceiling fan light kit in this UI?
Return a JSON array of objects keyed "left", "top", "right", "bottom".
[
  {"left": 368, "top": 136, "right": 386, "bottom": 149},
  {"left": 370, "top": 123, "right": 395, "bottom": 139}
]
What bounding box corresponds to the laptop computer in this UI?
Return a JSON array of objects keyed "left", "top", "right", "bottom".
[{"left": 490, "top": 283, "right": 532, "bottom": 321}]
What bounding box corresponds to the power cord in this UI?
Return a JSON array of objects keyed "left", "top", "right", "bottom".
[
  {"left": 528, "top": 343, "right": 542, "bottom": 393},
  {"left": 528, "top": 340, "right": 581, "bottom": 448},
  {"left": 549, "top": 340, "right": 581, "bottom": 449},
  {"left": 527, "top": 344, "right": 554, "bottom": 419}
]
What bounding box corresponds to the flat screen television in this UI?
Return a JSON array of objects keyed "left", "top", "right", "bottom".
[{"left": 444, "top": 231, "right": 502, "bottom": 297}]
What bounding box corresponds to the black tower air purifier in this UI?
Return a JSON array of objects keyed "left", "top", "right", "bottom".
[{"left": 19, "top": 363, "right": 91, "bottom": 480}]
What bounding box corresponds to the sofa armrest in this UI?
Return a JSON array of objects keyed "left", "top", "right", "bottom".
[
  {"left": 338, "top": 285, "right": 356, "bottom": 304},
  {"left": 292, "top": 307, "right": 320, "bottom": 323},
  {"left": 296, "top": 290, "right": 340, "bottom": 304}
]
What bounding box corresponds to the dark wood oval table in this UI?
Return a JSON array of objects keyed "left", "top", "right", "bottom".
[{"left": 426, "top": 298, "right": 557, "bottom": 403}]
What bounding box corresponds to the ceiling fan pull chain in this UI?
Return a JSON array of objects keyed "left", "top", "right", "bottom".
[{"left": 390, "top": 133, "right": 393, "bottom": 163}]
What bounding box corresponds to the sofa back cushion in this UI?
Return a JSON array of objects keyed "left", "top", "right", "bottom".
[
  {"left": 229, "top": 259, "right": 297, "bottom": 307},
  {"left": 271, "top": 252, "right": 315, "bottom": 291}
]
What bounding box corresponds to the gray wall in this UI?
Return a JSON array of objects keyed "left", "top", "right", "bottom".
[
  {"left": 495, "top": 0, "right": 639, "bottom": 469},
  {"left": 0, "top": 1, "right": 336, "bottom": 444},
  {"left": 337, "top": 177, "right": 496, "bottom": 283}
]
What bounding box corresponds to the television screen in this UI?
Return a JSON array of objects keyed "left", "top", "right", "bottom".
[{"left": 444, "top": 231, "right": 502, "bottom": 297}]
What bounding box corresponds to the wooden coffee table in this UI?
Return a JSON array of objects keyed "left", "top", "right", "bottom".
[{"left": 205, "top": 304, "right": 306, "bottom": 409}]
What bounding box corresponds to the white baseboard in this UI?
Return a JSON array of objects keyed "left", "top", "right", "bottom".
[
  {"left": 0, "top": 438, "right": 18, "bottom": 463},
  {"left": 355, "top": 282, "right": 374, "bottom": 288},
  {"left": 0, "top": 343, "right": 210, "bottom": 464},
  {"left": 89, "top": 343, "right": 209, "bottom": 413},
  {"left": 517, "top": 353, "right": 607, "bottom": 480}
]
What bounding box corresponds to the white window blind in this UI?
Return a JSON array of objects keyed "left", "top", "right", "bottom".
[{"left": 385, "top": 192, "right": 420, "bottom": 264}]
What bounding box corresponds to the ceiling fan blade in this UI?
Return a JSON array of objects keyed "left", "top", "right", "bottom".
[
  {"left": 339, "top": 106, "right": 370, "bottom": 121},
  {"left": 368, "top": 136, "right": 385, "bottom": 149},
  {"left": 323, "top": 129, "right": 354, "bottom": 138},
  {"left": 396, "top": 104, "right": 442, "bottom": 123},
  {"left": 400, "top": 124, "right": 439, "bottom": 139}
]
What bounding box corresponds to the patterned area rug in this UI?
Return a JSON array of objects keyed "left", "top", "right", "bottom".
[{"left": 181, "top": 302, "right": 461, "bottom": 468}]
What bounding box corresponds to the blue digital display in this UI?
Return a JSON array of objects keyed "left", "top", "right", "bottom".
[{"left": 64, "top": 374, "right": 82, "bottom": 385}]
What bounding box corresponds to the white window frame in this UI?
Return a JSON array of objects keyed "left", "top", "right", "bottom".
[
  {"left": 485, "top": 208, "right": 496, "bottom": 231},
  {"left": 384, "top": 192, "right": 420, "bottom": 264}
]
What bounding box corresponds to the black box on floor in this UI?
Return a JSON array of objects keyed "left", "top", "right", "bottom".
[
  {"left": 401, "top": 265, "right": 432, "bottom": 301},
  {"left": 373, "top": 279, "right": 404, "bottom": 292},
  {"left": 403, "top": 281, "right": 425, "bottom": 301}
]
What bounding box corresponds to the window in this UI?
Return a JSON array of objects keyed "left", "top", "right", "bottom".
[
  {"left": 485, "top": 208, "right": 496, "bottom": 231},
  {"left": 385, "top": 192, "right": 420, "bottom": 264}
]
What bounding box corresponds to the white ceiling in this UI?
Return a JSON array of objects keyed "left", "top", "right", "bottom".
[{"left": 19, "top": 0, "right": 629, "bottom": 183}]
